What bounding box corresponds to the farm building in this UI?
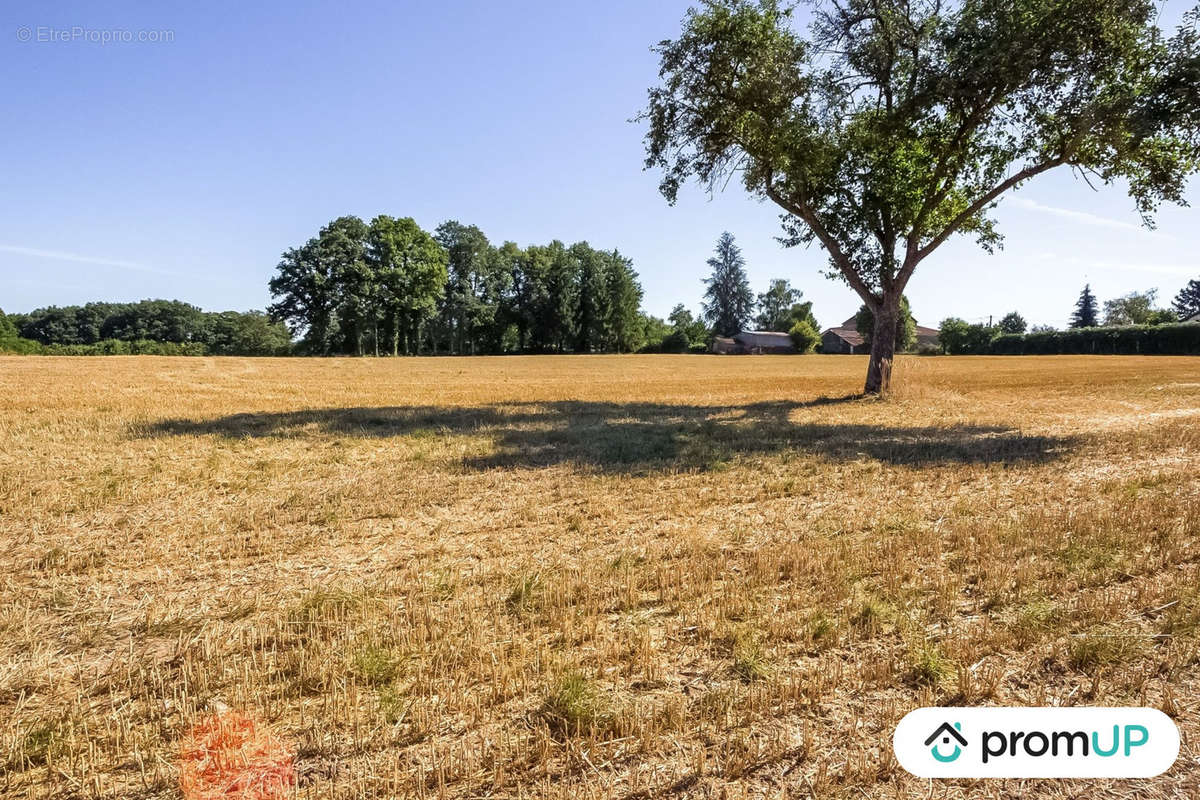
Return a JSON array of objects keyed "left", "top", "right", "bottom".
[
  {"left": 709, "top": 331, "right": 796, "bottom": 354},
  {"left": 821, "top": 315, "right": 940, "bottom": 354},
  {"left": 914, "top": 324, "right": 940, "bottom": 349},
  {"left": 1184, "top": 311, "right": 1200, "bottom": 324},
  {"left": 821, "top": 324, "right": 867, "bottom": 354}
]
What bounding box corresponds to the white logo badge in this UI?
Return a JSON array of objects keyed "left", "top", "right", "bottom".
[{"left": 894, "top": 707, "right": 1179, "bottom": 778}]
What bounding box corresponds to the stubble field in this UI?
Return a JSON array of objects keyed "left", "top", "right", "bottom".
[{"left": 1, "top": 354, "right": 1198, "bottom": 799}]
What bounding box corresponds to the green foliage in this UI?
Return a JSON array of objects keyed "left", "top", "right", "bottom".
[
  {"left": 540, "top": 673, "right": 613, "bottom": 737},
  {"left": 370, "top": 215, "right": 448, "bottom": 355},
  {"left": 938, "top": 317, "right": 1000, "bottom": 354},
  {"left": 998, "top": 311, "right": 1028, "bottom": 335},
  {"left": 856, "top": 296, "right": 916, "bottom": 351},
  {"left": 10, "top": 302, "right": 291, "bottom": 355},
  {"left": 755, "top": 279, "right": 820, "bottom": 335},
  {"left": 1070, "top": 285, "right": 1100, "bottom": 328},
  {"left": 788, "top": 319, "right": 820, "bottom": 353},
  {"left": 990, "top": 323, "right": 1200, "bottom": 354},
  {"left": 908, "top": 640, "right": 953, "bottom": 686},
  {"left": 1173, "top": 278, "right": 1200, "bottom": 318},
  {"left": 731, "top": 631, "right": 771, "bottom": 682},
  {"left": 637, "top": 313, "right": 675, "bottom": 352},
  {"left": 701, "top": 232, "right": 754, "bottom": 336},
  {"left": 754, "top": 279, "right": 796, "bottom": 330},
  {"left": 436, "top": 221, "right": 503, "bottom": 354},
  {"left": 0, "top": 308, "right": 42, "bottom": 353},
  {"left": 351, "top": 645, "right": 400, "bottom": 686},
  {"left": 667, "top": 304, "right": 710, "bottom": 349},
  {"left": 1103, "top": 289, "right": 1172, "bottom": 326},
  {"left": 202, "top": 312, "right": 292, "bottom": 355},
  {"left": 937, "top": 317, "right": 971, "bottom": 354}
]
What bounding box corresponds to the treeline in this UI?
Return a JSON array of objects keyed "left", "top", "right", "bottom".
[
  {"left": 937, "top": 283, "right": 1200, "bottom": 355},
  {"left": 268, "top": 216, "right": 652, "bottom": 355},
  {"left": 2, "top": 300, "right": 291, "bottom": 355}
]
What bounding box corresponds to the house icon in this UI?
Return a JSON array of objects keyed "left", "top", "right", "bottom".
[{"left": 924, "top": 722, "right": 967, "bottom": 762}]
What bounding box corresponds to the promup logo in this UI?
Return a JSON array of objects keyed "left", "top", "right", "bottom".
[
  {"left": 894, "top": 707, "right": 1179, "bottom": 778},
  {"left": 924, "top": 722, "right": 967, "bottom": 762}
]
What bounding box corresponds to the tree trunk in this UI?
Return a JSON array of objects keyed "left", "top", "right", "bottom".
[{"left": 865, "top": 300, "right": 898, "bottom": 395}]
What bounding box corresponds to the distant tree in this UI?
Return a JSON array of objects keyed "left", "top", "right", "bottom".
[
  {"left": 998, "top": 312, "right": 1028, "bottom": 335},
  {"left": 1030, "top": 324, "right": 1057, "bottom": 334},
  {"left": 601, "top": 250, "right": 644, "bottom": 352},
  {"left": 0, "top": 308, "right": 41, "bottom": 353},
  {"left": 642, "top": 0, "right": 1200, "bottom": 392},
  {"left": 667, "top": 303, "right": 710, "bottom": 348},
  {"left": 436, "top": 221, "right": 501, "bottom": 355},
  {"left": 1173, "top": 278, "right": 1200, "bottom": 319},
  {"left": 202, "top": 311, "right": 292, "bottom": 355},
  {"left": 268, "top": 215, "right": 369, "bottom": 354},
  {"left": 1103, "top": 289, "right": 1175, "bottom": 326},
  {"left": 638, "top": 313, "right": 675, "bottom": 352},
  {"left": 701, "top": 232, "right": 754, "bottom": 337},
  {"left": 788, "top": 319, "right": 820, "bottom": 353},
  {"left": 486, "top": 241, "right": 525, "bottom": 353},
  {"left": 101, "top": 299, "right": 205, "bottom": 344},
  {"left": 938, "top": 317, "right": 997, "bottom": 353},
  {"left": 938, "top": 318, "right": 971, "bottom": 354},
  {"left": 1070, "top": 285, "right": 1100, "bottom": 329},
  {"left": 786, "top": 301, "right": 819, "bottom": 335},
  {"left": 754, "top": 279, "right": 802, "bottom": 331},
  {"left": 530, "top": 241, "right": 579, "bottom": 352},
  {"left": 857, "top": 296, "right": 916, "bottom": 352},
  {"left": 964, "top": 323, "right": 999, "bottom": 353},
  {"left": 368, "top": 215, "right": 448, "bottom": 355}
]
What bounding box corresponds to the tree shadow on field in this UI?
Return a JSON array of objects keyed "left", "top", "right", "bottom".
[{"left": 136, "top": 398, "right": 1079, "bottom": 474}]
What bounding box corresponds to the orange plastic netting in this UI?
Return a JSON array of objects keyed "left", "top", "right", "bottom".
[{"left": 179, "top": 711, "right": 295, "bottom": 800}]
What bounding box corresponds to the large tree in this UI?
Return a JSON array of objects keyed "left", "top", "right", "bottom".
[
  {"left": 602, "top": 249, "right": 645, "bottom": 352},
  {"left": 702, "top": 232, "right": 755, "bottom": 336},
  {"left": 754, "top": 279, "right": 802, "bottom": 331},
  {"left": 1070, "top": 284, "right": 1100, "bottom": 328},
  {"left": 997, "top": 311, "right": 1028, "bottom": 335},
  {"left": 269, "top": 216, "right": 369, "bottom": 354},
  {"left": 368, "top": 216, "right": 448, "bottom": 355},
  {"left": 1102, "top": 289, "right": 1175, "bottom": 325},
  {"left": 435, "top": 221, "right": 502, "bottom": 355},
  {"left": 1173, "top": 278, "right": 1200, "bottom": 318},
  {"left": 643, "top": 0, "right": 1200, "bottom": 392}
]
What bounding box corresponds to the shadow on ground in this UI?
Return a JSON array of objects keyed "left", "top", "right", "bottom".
[{"left": 137, "top": 398, "right": 1078, "bottom": 473}]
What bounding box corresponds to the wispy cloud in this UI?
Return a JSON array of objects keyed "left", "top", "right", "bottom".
[
  {"left": 0, "top": 245, "right": 177, "bottom": 275},
  {"left": 1007, "top": 196, "right": 1160, "bottom": 236}
]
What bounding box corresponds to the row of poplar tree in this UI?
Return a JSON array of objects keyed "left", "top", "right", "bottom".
[{"left": 268, "top": 216, "right": 646, "bottom": 356}]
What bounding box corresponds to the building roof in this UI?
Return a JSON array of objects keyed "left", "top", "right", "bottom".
[
  {"left": 1184, "top": 311, "right": 1200, "bottom": 324},
  {"left": 734, "top": 331, "right": 794, "bottom": 348},
  {"left": 822, "top": 326, "right": 865, "bottom": 347}
]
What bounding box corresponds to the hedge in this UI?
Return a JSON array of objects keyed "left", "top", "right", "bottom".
[
  {"left": 989, "top": 324, "right": 1200, "bottom": 355},
  {"left": 42, "top": 339, "right": 209, "bottom": 356}
]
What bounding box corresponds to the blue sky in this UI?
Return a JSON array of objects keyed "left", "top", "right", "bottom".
[{"left": 2, "top": 0, "right": 1197, "bottom": 331}]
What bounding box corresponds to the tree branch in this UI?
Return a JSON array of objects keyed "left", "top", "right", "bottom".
[
  {"left": 765, "top": 182, "right": 881, "bottom": 310},
  {"left": 902, "top": 156, "right": 1067, "bottom": 283}
]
